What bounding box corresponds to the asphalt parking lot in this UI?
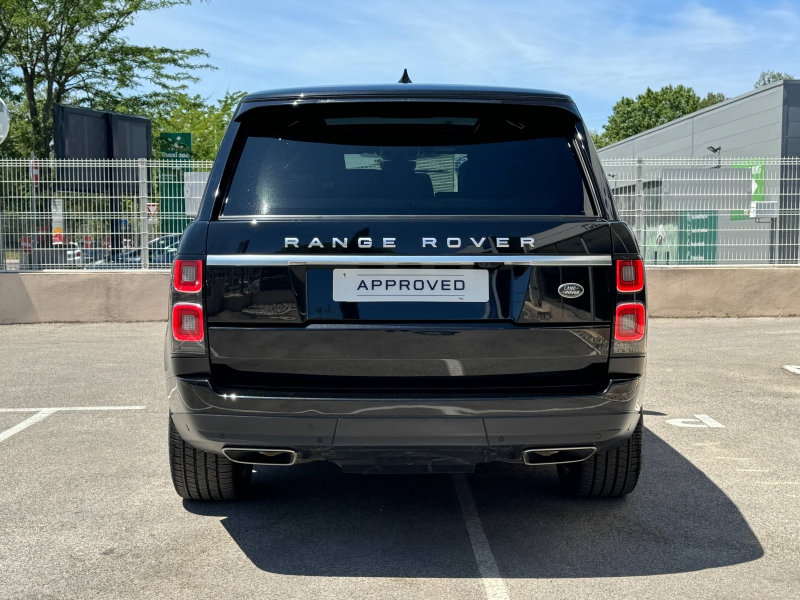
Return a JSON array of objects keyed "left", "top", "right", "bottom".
[{"left": 1, "top": 319, "right": 799, "bottom": 599}]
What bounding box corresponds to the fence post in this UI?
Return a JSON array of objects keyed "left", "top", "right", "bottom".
[
  {"left": 0, "top": 209, "right": 5, "bottom": 271},
  {"left": 635, "top": 158, "right": 644, "bottom": 244},
  {"left": 139, "top": 158, "right": 149, "bottom": 270}
]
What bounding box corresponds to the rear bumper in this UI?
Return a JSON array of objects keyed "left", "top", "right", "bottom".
[{"left": 168, "top": 376, "right": 644, "bottom": 471}]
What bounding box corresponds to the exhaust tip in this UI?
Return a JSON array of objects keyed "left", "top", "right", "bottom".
[
  {"left": 222, "top": 448, "right": 297, "bottom": 466},
  {"left": 521, "top": 447, "right": 596, "bottom": 466}
]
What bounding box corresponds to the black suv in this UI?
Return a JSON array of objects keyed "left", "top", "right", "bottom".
[{"left": 165, "top": 82, "right": 646, "bottom": 501}]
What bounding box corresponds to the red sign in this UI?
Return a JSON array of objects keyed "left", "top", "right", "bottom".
[
  {"left": 29, "top": 158, "right": 40, "bottom": 188},
  {"left": 147, "top": 203, "right": 158, "bottom": 216}
]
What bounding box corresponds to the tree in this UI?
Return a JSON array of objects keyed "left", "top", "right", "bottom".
[
  {"left": 103, "top": 89, "right": 244, "bottom": 159},
  {"left": 754, "top": 70, "right": 794, "bottom": 88},
  {"left": 0, "top": 0, "right": 213, "bottom": 157},
  {"left": 137, "top": 90, "right": 245, "bottom": 160},
  {"left": 0, "top": 99, "right": 35, "bottom": 158},
  {"left": 593, "top": 85, "right": 726, "bottom": 148},
  {"left": 0, "top": 15, "right": 9, "bottom": 54},
  {"left": 157, "top": 91, "right": 245, "bottom": 160}
]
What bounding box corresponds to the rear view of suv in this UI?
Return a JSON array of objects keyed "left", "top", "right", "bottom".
[{"left": 165, "top": 82, "right": 647, "bottom": 501}]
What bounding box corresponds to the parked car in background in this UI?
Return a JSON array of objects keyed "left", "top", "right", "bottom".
[
  {"left": 41, "top": 241, "right": 82, "bottom": 267},
  {"left": 65, "top": 242, "right": 82, "bottom": 266},
  {"left": 149, "top": 234, "right": 183, "bottom": 254},
  {"left": 79, "top": 242, "right": 107, "bottom": 265},
  {"left": 90, "top": 234, "right": 182, "bottom": 268}
]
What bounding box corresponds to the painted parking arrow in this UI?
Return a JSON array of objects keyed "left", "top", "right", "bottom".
[{"left": 666, "top": 414, "right": 725, "bottom": 428}]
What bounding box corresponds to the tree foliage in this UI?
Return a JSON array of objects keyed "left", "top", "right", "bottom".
[
  {"left": 0, "top": 0, "right": 213, "bottom": 157},
  {"left": 592, "top": 85, "right": 726, "bottom": 148},
  {"left": 0, "top": 98, "right": 35, "bottom": 158},
  {"left": 157, "top": 91, "right": 245, "bottom": 160},
  {"left": 115, "top": 90, "right": 245, "bottom": 160},
  {"left": 754, "top": 70, "right": 794, "bottom": 89}
]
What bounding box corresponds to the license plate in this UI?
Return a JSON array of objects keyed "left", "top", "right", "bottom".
[{"left": 332, "top": 269, "right": 489, "bottom": 302}]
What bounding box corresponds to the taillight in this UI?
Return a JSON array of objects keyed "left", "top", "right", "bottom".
[
  {"left": 173, "top": 259, "right": 202, "bottom": 293},
  {"left": 171, "top": 259, "right": 204, "bottom": 353},
  {"left": 615, "top": 302, "right": 645, "bottom": 341},
  {"left": 172, "top": 303, "right": 204, "bottom": 342},
  {"left": 616, "top": 259, "right": 644, "bottom": 293}
]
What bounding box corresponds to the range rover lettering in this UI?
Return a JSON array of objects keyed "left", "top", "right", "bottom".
[{"left": 165, "top": 79, "right": 647, "bottom": 501}]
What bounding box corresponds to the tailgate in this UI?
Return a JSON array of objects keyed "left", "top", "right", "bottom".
[{"left": 205, "top": 219, "right": 613, "bottom": 393}]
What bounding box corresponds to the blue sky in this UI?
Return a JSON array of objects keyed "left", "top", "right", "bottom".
[{"left": 127, "top": 0, "right": 800, "bottom": 130}]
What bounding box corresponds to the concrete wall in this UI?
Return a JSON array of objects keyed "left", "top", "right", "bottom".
[
  {"left": 598, "top": 80, "right": 788, "bottom": 160},
  {"left": 0, "top": 271, "right": 170, "bottom": 324},
  {"left": 1, "top": 268, "right": 799, "bottom": 324},
  {"left": 646, "top": 267, "right": 800, "bottom": 317}
]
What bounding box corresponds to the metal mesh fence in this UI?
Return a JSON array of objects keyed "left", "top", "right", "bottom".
[
  {"left": 1, "top": 156, "right": 799, "bottom": 270},
  {"left": 0, "top": 158, "right": 212, "bottom": 270},
  {"left": 602, "top": 157, "right": 800, "bottom": 265}
]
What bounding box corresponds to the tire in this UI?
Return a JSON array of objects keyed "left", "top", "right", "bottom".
[
  {"left": 557, "top": 412, "right": 643, "bottom": 498},
  {"left": 169, "top": 416, "right": 252, "bottom": 501}
]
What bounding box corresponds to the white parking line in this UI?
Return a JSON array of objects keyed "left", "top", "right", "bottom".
[
  {"left": 666, "top": 414, "right": 725, "bottom": 428},
  {"left": 0, "top": 406, "right": 146, "bottom": 443},
  {"left": 0, "top": 409, "right": 57, "bottom": 443},
  {"left": 452, "top": 474, "right": 509, "bottom": 600},
  {"left": 443, "top": 359, "right": 465, "bottom": 377},
  {"left": 695, "top": 414, "right": 725, "bottom": 428}
]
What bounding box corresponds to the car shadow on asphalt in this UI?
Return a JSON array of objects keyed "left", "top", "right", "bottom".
[{"left": 182, "top": 428, "right": 763, "bottom": 578}]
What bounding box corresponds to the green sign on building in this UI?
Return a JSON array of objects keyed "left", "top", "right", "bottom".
[
  {"left": 731, "top": 160, "right": 766, "bottom": 220},
  {"left": 679, "top": 211, "right": 718, "bottom": 264},
  {"left": 159, "top": 133, "right": 192, "bottom": 234}
]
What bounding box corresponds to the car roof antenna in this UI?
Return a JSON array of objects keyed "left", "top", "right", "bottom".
[{"left": 398, "top": 69, "right": 412, "bottom": 84}]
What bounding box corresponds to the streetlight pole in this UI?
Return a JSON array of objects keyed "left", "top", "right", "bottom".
[{"left": 708, "top": 146, "right": 722, "bottom": 169}]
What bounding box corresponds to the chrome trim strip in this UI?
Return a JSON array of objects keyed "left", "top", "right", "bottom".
[
  {"left": 206, "top": 254, "right": 612, "bottom": 267},
  {"left": 217, "top": 214, "right": 606, "bottom": 220}
]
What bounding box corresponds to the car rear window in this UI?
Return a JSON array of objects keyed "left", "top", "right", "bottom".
[{"left": 220, "top": 104, "right": 596, "bottom": 217}]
